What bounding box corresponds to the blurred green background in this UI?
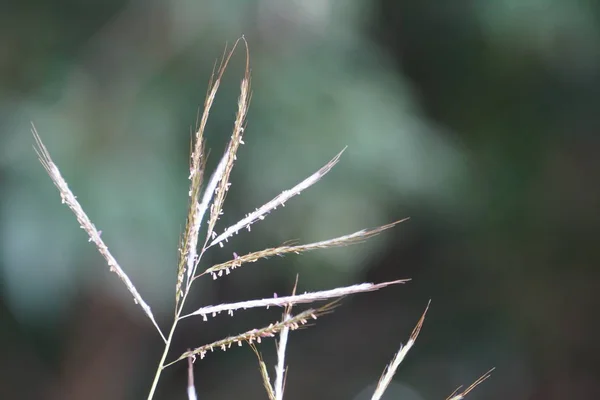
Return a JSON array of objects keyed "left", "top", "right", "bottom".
[{"left": 1, "top": 1, "right": 599, "bottom": 399}]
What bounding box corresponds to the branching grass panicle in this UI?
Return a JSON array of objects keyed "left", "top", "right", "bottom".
[{"left": 33, "top": 37, "right": 492, "bottom": 400}]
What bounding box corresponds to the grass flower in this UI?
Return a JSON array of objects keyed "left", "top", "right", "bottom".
[{"left": 34, "top": 37, "right": 491, "bottom": 400}]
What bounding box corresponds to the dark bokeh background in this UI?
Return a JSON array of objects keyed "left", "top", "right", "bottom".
[{"left": 1, "top": 1, "right": 599, "bottom": 399}]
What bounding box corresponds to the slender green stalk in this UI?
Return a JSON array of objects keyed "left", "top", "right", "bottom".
[
  {"left": 148, "top": 273, "right": 198, "bottom": 400},
  {"left": 147, "top": 316, "right": 180, "bottom": 400}
]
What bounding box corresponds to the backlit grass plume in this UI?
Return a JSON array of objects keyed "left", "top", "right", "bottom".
[{"left": 33, "top": 37, "right": 491, "bottom": 400}]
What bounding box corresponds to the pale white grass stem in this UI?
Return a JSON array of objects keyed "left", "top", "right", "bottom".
[
  {"left": 274, "top": 313, "right": 290, "bottom": 400},
  {"left": 274, "top": 277, "right": 298, "bottom": 400},
  {"left": 181, "top": 280, "right": 409, "bottom": 320},
  {"left": 32, "top": 125, "right": 167, "bottom": 344},
  {"left": 195, "top": 145, "right": 229, "bottom": 241},
  {"left": 187, "top": 352, "right": 198, "bottom": 400},
  {"left": 207, "top": 148, "right": 346, "bottom": 249}
]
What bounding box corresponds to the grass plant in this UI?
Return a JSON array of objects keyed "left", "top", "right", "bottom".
[{"left": 33, "top": 37, "right": 492, "bottom": 400}]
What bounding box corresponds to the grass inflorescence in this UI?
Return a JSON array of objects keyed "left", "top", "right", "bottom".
[{"left": 33, "top": 37, "right": 491, "bottom": 400}]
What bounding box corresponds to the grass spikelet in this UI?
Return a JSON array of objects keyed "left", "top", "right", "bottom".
[
  {"left": 201, "top": 219, "right": 409, "bottom": 279},
  {"left": 371, "top": 301, "right": 430, "bottom": 400},
  {"left": 250, "top": 344, "right": 276, "bottom": 400},
  {"left": 204, "top": 37, "right": 251, "bottom": 243},
  {"left": 207, "top": 148, "right": 346, "bottom": 249},
  {"left": 446, "top": 368, "right": 495, "bottom": 400},
  {"left": 165, "top": 307, "right": 330, "bottom": 368},
  {"left": 176, "top": 39, "right": 244, "bottom": 307},
  {"left": 32, "top": 125, "right": 167, "bottom": 344},
  {"left": 182, "top": 280, "right": 409, "bottom": 321}
]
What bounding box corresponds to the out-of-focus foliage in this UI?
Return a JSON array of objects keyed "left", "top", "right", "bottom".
[{"left": 1, "top": 0, "right": 599, "bottom": 399}]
